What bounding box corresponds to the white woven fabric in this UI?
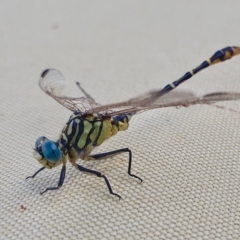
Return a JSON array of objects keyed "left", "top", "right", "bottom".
[{"left": 1, "top": 0, "right": 240, "bottom": 239}]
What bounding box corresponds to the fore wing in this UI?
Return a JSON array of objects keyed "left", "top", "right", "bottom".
[
  {"left": 39, "top": 69, "right": 240, "bottom": 116},
  {"left": 87, "top": 89, "right": 240, "bottom": 117},
  {"left": 39, "top": 69, "right": 100, "bottom": 112}
]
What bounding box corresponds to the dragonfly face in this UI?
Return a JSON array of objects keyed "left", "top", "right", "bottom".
[{"left": 33, "top": 136, "right": 62, "bottom": 167}]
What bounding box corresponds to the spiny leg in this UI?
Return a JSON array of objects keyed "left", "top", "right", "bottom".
[
  {"left": 40, "top": 165, "right": 66, "bottom": 195},
  {"left": 26, "top": 167, "right": 45, "bottom": 180},
  {"left": 76, "top": 164, "right": 122, "bottom": 200},
  {"left": 89, "top": 148, "right": 143, "bottom": 182},
  {"left": 150, "top": 46, "right": 240, "bottom": 102}
]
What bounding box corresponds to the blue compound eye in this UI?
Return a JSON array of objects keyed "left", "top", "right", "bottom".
[
  {"left": 41, "top": 140, "right": 62, "bottom": 163},
  {"left": 35, "top": 136, "right": 49, "bottom": 157},
  {"left": 35, "top": 136, "right": 48, "bottom": 149}
]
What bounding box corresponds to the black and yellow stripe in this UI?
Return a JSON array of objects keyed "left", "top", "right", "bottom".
[
  {"left": 151, "top": 46, "right": 240, "bottom": 101},
  {"left": 58, "top": 112, "right": 132, "bottom": 160}
]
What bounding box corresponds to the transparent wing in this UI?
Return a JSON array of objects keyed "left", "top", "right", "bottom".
[
  {"left": 87, "top": 90, "right": 240, "bottom": 117},
  {"left": 39, "top": 69, "right": 240, "bottom": 116},
  {"left": 39, "top": 69, "right": 101, "bottom": 112}
]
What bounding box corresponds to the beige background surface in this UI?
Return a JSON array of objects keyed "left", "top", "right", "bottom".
[{"left": 1, "top": 0, "right": 240, "bottom": 239}]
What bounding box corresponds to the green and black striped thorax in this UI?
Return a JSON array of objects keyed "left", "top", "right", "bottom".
[{"left": 58, "top": 111, "right": 133, "bottom": 160}]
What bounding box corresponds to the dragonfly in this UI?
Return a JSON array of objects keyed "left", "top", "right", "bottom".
[{"left": 27, "top": 46, "right": 240, "bottom": 199}]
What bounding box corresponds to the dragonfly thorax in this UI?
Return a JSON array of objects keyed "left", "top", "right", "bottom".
[{"left": 58, "top": 112, "right": 133, "bottom": 160}]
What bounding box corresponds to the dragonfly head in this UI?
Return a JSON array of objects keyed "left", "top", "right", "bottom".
[{"left": 33, "top": 136, "right": 62, "bottom": 166}]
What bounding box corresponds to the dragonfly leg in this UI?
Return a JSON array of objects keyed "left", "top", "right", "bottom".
[
  {"left": 76, "top": 81, "right": 96, "bottom": 103},
  {"left": 89, "top": 148, "right": 143, "bottom": 182},
  {"left": 76, "top": 164, "right": 122, "bottom": 200},
  {"left": 26, "top": 167, "right": 45, "bottom": 180},
  {"left": 40, "top": 165, "right": 66, "bottom": 195}
]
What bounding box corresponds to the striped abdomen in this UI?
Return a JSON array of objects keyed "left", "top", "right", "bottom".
[{"left": 150, "top": 46, "right": 240, "bottom": 101}]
